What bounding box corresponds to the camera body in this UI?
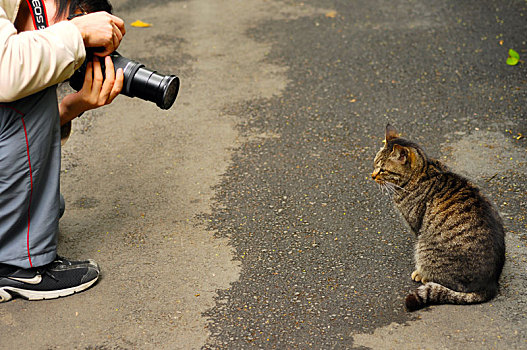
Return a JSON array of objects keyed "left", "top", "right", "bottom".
[{"left": 69, "top": 51, "right": 180, "bottom": 110}]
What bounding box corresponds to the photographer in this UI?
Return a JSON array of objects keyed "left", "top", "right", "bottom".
[{"left": 0, "top": 0, "right": 124, "bottom": 302}]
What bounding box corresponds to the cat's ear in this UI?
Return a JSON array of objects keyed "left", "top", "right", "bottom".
[
  {"left": 385, "top": 124, "right": 399, "bottom": 142},
  {"left": 390, "top": 144, "right": 409, "bottom": 164}
]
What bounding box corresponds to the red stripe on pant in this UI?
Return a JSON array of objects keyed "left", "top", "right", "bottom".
[{"left": 21, "top": 117, "right": 34, "bottom": 268}]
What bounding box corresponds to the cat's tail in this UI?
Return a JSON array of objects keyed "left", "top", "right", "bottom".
[{"left": 405, "top": 282, "right": 496, "bottom": 311}]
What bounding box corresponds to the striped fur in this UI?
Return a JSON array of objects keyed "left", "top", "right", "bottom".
[
  {"left": 405, "top": 282, "right": 496, "bottom": 311},
  {"left": 372, "top": 125, "right": 505, "bottom": 311}
]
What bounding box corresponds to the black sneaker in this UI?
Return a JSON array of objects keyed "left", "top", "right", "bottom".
[{"left": 0, "top": 256, "right": 99, "bottom": 302}]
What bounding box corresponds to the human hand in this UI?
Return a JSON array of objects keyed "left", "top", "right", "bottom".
[
  {"left": 70, "top": 12, "right": 126, "bottom": 57},
  {"left": 59, "top": 56, "right": 124, "bottom": 126}
]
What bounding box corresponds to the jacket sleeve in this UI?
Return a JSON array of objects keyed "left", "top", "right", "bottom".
[{"left": 0, "top": 7, "right": 86, "bottom": 102}]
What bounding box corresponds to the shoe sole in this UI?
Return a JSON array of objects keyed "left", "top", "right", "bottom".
[{"left": 0, "top": 276, "right": 98, "bottom": 302}]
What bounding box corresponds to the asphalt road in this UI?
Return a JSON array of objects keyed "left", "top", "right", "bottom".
[{"left": 1, "top": 0, "right": 526, "bottom": 349}]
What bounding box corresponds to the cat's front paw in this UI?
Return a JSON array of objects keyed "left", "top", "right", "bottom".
[
  {"left": 411, "top": 270, "right": 422, "bottom": 282},
  {"left": 411, "top": 270, "right": 429, "bottom": 284}
]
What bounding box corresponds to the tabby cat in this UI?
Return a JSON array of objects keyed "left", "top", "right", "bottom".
[{"left": 372, "top": 124, "right": 505, "bottom": 311}]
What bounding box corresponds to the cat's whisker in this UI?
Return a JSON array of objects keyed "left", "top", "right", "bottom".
[
  {"left": 384, "top": 182, "right": 407, "bottom": 195},
  {"left": 376, "top": 181, "right": 402, "bottom": 197},
  {"left": 381, "top": 183, "right": 394, "bottom": 196},
  {"left": 376, "top": 183, "right": 386, "bottom": 195},
  {"left": 390, "top": 183, "right": 408, "bottom": 192},
  {"left": 383, "top": 182, "right": 395, "bottom": 194},
  {"left": 386, "top": 186, "right": 397, "bottom": 196}
]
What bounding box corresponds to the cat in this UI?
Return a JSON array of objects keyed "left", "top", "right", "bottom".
[{"left": 372, "top": 124, "right": 505, "bottom": 311}]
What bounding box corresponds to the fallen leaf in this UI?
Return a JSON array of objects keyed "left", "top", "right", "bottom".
[
  {"left": 506, "top": 48, "right": 520, "bottom": 66},
  {"left": 325, "top": 10, "right": 337, "bottom": 18},
  {"left": 131, "top": 20, "right": 152, "bottom": 28}
]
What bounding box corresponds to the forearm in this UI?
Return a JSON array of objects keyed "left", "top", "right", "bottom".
[{"left": 58, "top": 94, "right": 86, "bottom": 126}]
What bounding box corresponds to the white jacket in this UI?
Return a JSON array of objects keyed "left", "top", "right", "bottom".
[{"left": 0, "top": 0, "right": 85, "bottom": 102}]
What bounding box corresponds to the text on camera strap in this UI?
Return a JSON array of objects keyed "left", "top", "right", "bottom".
[{"left": 26, "top": 0, "right": 49, "bottom": 30}]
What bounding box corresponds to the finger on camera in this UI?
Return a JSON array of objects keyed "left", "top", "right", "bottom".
[
  {"left": 92, "top": 57, "right": 104, "bottom": 85},
  {"left": 113, "top": 68, "right": 124, "bottom": 94},
  {"left": 105, "top": 67, "right": 123, "bottom": 103},
  {"left": 101, "top": 58, "right": 116, "bottom": 93},
  {"left": 94, "top": 29, "right": 122, "bottom": 56},
  {"left": 111, "top": 22, "right": 124, "bottom": 42},
  {"left": 82, "top": 61, "right": 94, "bottom": 88},
  {"left": 109, "top": 14, "right": 126, "bottom": 36},
  {"left": 104, "top": 56, "right": 115, "bottom": 79}
]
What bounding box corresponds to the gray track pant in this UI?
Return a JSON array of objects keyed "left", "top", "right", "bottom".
[{"left": 0, "top": 86, "right": 61, "bottom": 268}]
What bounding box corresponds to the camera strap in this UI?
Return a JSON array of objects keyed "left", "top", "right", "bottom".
[{"left": 26, "top": 0, "right": 49, "bottom": 30}]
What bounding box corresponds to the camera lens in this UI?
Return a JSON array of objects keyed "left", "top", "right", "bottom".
[
  {"left": 131, "top": 68, "right": 180, "bottom": 110},
  {"left": 69, "top": 52, "right": 180, "bottom": 110},
  {"left": 160, "top": 76, "right": 180, "bottom": 110},
  {"left": 111, "top": 52, "right": 180, "bottom": 110}
]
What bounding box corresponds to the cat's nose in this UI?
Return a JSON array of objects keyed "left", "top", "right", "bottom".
[{"left": 372, "top": 169, "right": 380, "bottom": 179}]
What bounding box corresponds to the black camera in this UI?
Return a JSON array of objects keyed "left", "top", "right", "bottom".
[{"left": 69, "top": 51, "right": 180, "bottom": 110}]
